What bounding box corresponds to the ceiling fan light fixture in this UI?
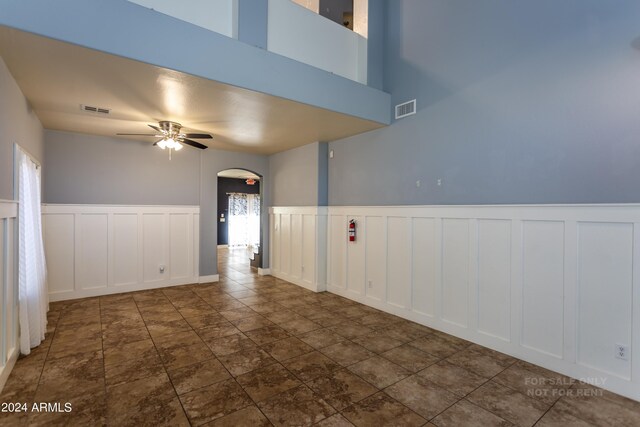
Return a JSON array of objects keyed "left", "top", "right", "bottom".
[
  {"left": 118, "top": 121, "right": 211, "bottom": 155},
  {"left": 157, "top": 137, "right": 183, "bottom": 151}
]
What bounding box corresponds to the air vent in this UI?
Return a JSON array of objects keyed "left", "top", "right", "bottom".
[
  {"left": 80, "top": 104, "right": 110, "bottom": 115},
  {"left": 395, "top": 99, "right": 416, "bottom": 119}
]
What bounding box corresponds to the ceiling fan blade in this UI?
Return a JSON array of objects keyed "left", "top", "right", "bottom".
[
  {"left": 152, "top": 138, "right": 163, "bottom": 146},
  {"left": 148, "top": 124, "right": 162, "bottom": 132},
  {"left": 181, "top": 138, "right": 208, "bottom": 149},
  {"left": 183, "top": 133, "right": 213, "bottom": 139},
  {"left": 117, "top": 133, "right": 163, "bottom": 136}
]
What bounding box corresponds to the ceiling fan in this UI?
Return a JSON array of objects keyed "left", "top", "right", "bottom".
[{"left": 117, "top": 121, "right": 212, "bottom": 153}]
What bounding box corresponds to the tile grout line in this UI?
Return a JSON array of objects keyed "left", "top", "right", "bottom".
[
  {"left": 215, "top": 263, "right": 280, "bottom": 425},
  {"left": 99, "top": 299, "right": 109, "bottom": 427},
  {"left": 24, "top": 307, "right": 59, "bottom": 424},
  {"left": 326, "top": 332, "right": 437, "bottom": 423},
  {"left": 492, "top": 360, "right": 570, "bottom": 426},
  {"left": 426, "top": 351, "right": 521, "bottom": 425},
  {"left": 132, "top": 291, "right": 195, "bottom": 426}
]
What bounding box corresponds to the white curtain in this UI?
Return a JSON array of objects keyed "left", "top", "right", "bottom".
[
  {"left": 247, "top": 194, "right": 260, "bottom": 248},
  {"left": 228, "top": 193, "right": 260, "bottom": 248},
  {"left": 17, "top": 147, "right": 48, "bottom": 355}
]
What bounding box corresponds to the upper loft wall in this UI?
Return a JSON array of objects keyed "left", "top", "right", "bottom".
[
  {"left": 267, "top": 0, "right": 367, "bottom": 84},
  {"left": 329, "top": 0, "right": 640, "bottom": 205},
  {"left": 0, "top": 0, "right": 390, "bottom": 125},
  {"left": 43, "top": 130, "right": 201, "bottom": 205},
  {"left": 126, "top": 0, "right": 238, "bottom": 37},
  {"left": 0, "top": 56, "right": 43, "bottom": 200}
]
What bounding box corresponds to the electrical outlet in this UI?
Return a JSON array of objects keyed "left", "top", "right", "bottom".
[
  {"left": 437, "top": 178, "right": 442, "bottom": 186},
  {"left": 615, "top": 344, "right": 629, "bottom": 361},
  {"left": 368, "top": 280, "right": 373, "bottom": 289},
  {"left": 159, "top": 265, "right": 165, "bottom": 274},
  {"left": 416, "top": 180, "right": 421, "bottom": 188}
]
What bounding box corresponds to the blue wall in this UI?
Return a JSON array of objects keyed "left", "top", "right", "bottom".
[
  {"left": 44, "top": 130, "right": 201, "bottom": 205},
  {"left": 329, "top": 0, "right": 640, "bottom": 205},
  {"left": 366, "top": 0, "right": 385, "bottom": 90},
  {"left": 269, "top": 142, "right": 327, "bottom": 206}
]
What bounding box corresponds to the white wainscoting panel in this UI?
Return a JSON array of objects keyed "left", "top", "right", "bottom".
[
  {"left": 329, "top": 214, "right": 346, "bottom": 290},
  {"left": 269, "top": 207, "right": 327, "bottom": 292},
  {"left": 365, "top": 216, "right": 385, "bottom": 302},
  {"left": 346, "top": 215, "right": 365, "bottom": 297},
  {"left": 411, "top": 217, "right": 437, "bottom": 317},
  {"left": 42, "top": 205, "right": 200, "bottom": 301},
  {"left": 170, "top": 213, "right": 191, "bottom": 281},
  {"left": 143, "top": 213, "right": 166, "bottom": 284},
  {"left": 477, "top": 219, "right": 511, "bottom": 342},
  {"left": 113, "top": 214, "right": 138, "bottom": 286},
  {"left": 387, "top": 217, "right": 411, "bottom": 309},
  {"left": 325, "top": 204, "right": 640, "bottom": 402},
  {"left": 521, "top": 220, "right": 565, "bottom": 359},
  {"left": 441, "top": 218, "right": 470, "bottom": 328},
  {"left": 43, "top": 213, "right": 75, "bottom": 294},
  {"left": 302, "top": 214, "right": 316, "bottom": 287},
  {"left": 193, "top": 213, "right": 200, "bottom": 280},
  {"left": 0, "top": 200, "right": 18, "bottom": 393},
  {"left": 577, "top": 222, "right": 633, "bottom": 380},
  {"left": 280, "top": 213, "right": 291, "bottom": 276},
  {"left": 271, "top": 214, "right": 280, "bottom": 273},
  {"left": 78, "top": 214, "right": 108, "bottom": 290},
  {"left": 290, "top": 214, "right": 303, "bottom": 281}
]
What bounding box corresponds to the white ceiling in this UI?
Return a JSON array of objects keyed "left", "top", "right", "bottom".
[
  {"left": 0, "top": 27, "right": 384, "bottom": 155},
  {"left": 217, "top": 169, "right": 261, "bottom": 180}
]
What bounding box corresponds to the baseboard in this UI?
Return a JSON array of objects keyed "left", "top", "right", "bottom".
[
  {"left": 199, "top": 275, "right": 220, "bottom": 283},
  {"left": 45, "top": 274, "right": 222, "bottom": 302},
  {"left": 48, "top": 277, "right": 201, "bottom": 302},
  {"left": 0, "top": 346, "right": 18, "bottom": 393},
  {"left": 271, "top": 270, "right": 324, "bottom": 293},
  {"left": 217, "top": 245, "right": 228, "bottom": 249},
  {"left": 258, "top": 268, "right": 271, "bottom": 276}
]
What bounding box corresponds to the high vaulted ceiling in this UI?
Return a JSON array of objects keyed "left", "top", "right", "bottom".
[{"left": 0, "top": 27, "right": 384, "bottom": 155}]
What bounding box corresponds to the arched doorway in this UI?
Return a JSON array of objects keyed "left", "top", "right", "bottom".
[{"left": 217, "top": 168, "right": 263, "bottom": 273}]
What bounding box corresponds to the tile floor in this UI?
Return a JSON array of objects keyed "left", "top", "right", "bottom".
[{"left": 1, "top": 247, "right": 639, "bottom": 426}]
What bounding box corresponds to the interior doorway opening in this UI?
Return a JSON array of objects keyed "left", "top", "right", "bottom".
[{"left": 217, "top": 169, "right": 263, "bottom": 272}]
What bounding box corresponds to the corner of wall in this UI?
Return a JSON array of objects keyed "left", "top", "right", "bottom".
[
  {"left": 0, "top": 57, "right": 44, "bottom": 201},
  {"left": 317, "top": 142, "right": 328, "bottom": 206}
]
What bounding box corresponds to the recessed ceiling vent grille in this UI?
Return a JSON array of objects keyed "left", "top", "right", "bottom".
[
  {"left": 80, "top": 104, "right": 110, "bottom": 115},
  {"left": 395, "top": 99, "right": 416, "bottom": 119}
]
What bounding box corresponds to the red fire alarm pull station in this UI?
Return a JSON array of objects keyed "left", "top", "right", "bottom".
[{"left": 348, "top": 219, "right": 356, "bottom": 242}]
